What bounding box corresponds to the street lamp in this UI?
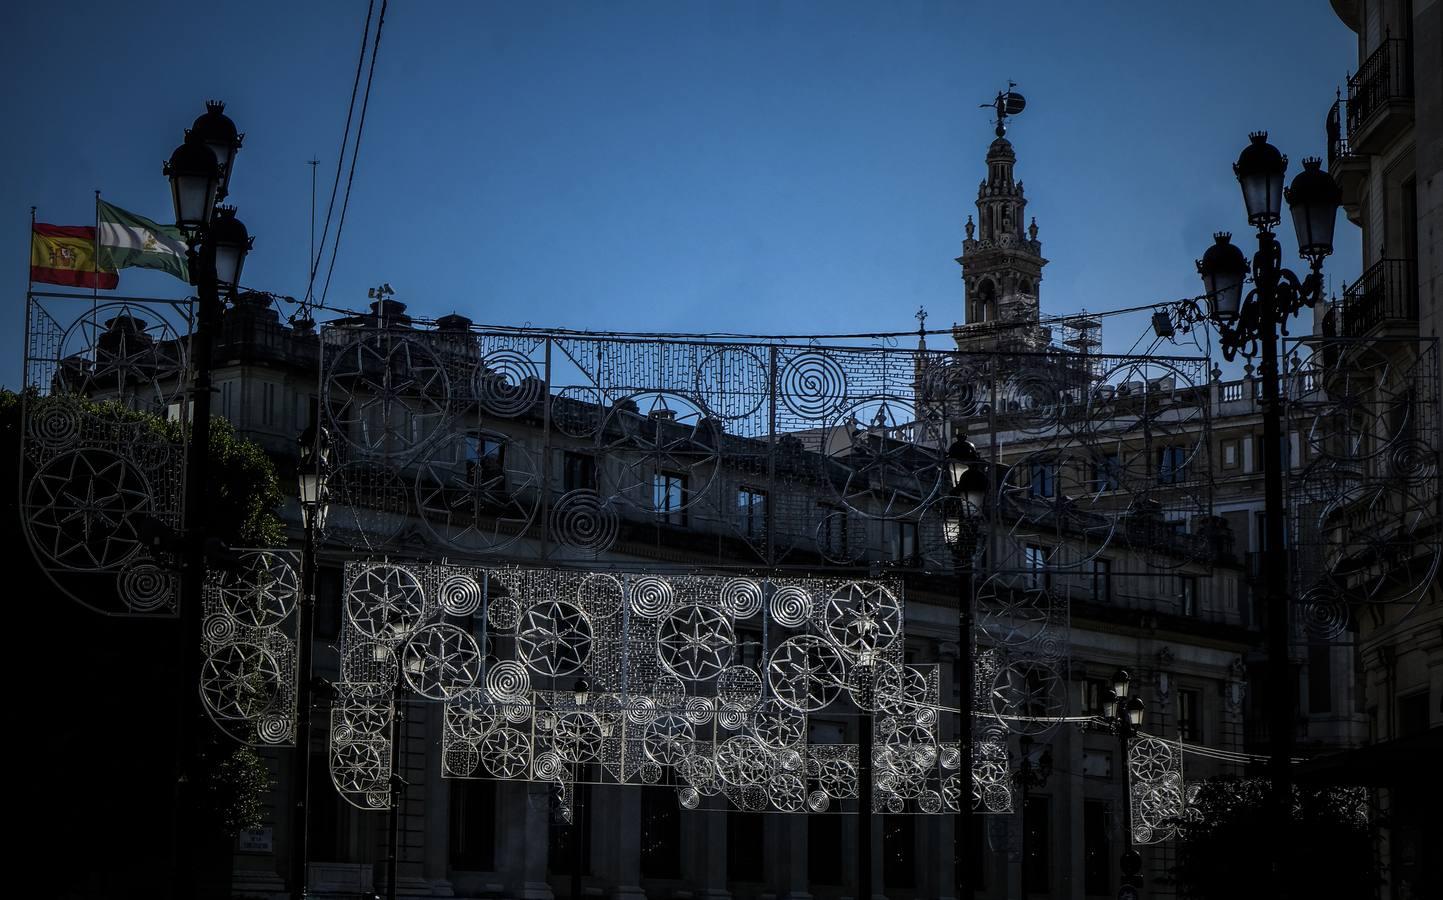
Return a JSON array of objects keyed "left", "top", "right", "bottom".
[
  {"left": 570, "top": 677, "right": 591, "bottom": 900},
  {"left": 291, "top": 425, "right": 331, "bottom": 900},
  {"left": 207, "top": 206, "right": 253, "bottom": 296},
  {"left": 1178, "top": 132, "right": 1341, "bottom": 895},
  {"left": 164, "top": 139, "right": 220, "bottom": 232},
  {"left": 942, "top": 436, "right": 989, "bottom": 900},
  {"left": 165, "top": 99, "right": 248, "bottom": 900},
  {"left": 1102, "top": 676, "right": 1146, "bottom": 899},
  {"left": 187, "top": 100, "right": 243, "bottom": 201}
]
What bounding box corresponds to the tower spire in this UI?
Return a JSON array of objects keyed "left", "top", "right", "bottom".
[{"left": 954, "top": 86, "right": 1049, "bottom": 352}]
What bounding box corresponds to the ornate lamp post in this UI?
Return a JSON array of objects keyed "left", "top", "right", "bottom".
[
  {"left": 291, "top": 426, "right": 332, "bottom": 900},
  {"left": 571, "top": 677, "right": 589, "bottom": 900},
  {"left": 1012, "top": 733, "right": 1053, "bottom": 893},
  {"left": 165, "top": 100, "right": 248, "bottom": 897},
  {"left": 1177, "top": 133, "right": 1341, "bottom": 893},
  {"left": 942, "top": 437, "right": 989, "bottom": 898},
  {"left": 1104, "top": 670, "right": 1146, "bottom": 900}
]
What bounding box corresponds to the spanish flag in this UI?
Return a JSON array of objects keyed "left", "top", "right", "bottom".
[{"left": 30, "top": 223, "right": 119, "bottom": 289}]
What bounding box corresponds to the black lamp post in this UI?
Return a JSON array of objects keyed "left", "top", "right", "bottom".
[
  {"left": 1179, "top": 133, "right": 1341, "bottom": 896},
  {"left": 571, "top": 677, "right": 589, "bottom": 900},
  {"left": 1012, "top": 734, "right": 1053, "bottom": 895},
  {"left": 291, "top": 426, "right": 332, "bottom": 900},
  {"left": 942, "top": 436, "right": 989, "bottom": 899},
  {"left": 165, "top": 100, "right": 247, "bottom": 899},
  {"left": 1104, "top": 670, "right": 1146, "bottom": 900}
]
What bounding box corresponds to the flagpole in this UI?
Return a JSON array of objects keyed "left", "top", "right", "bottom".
[
  {"left": 27, "top": 206, "right": 36, "bottom": 296},
  {"left": 92, "top": 190, "right": 101, "bottom": 319},
  {"left": 23, "top": 206, "right": 36, "bottom": 388}
]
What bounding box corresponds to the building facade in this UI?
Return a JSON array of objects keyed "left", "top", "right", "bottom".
[
  {"left": 1321, "top": 1, "right": 1442, "bottom": 897},
  {"left": 173, "top": 129, "right": 1288, "bottom": 900}
]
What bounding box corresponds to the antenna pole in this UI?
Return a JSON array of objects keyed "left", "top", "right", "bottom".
[{"left": 306, "top": 158, "right": 319, "bottom": 305}]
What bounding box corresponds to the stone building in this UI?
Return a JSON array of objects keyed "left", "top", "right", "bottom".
[
  {"left": 172, "top": 127, "right": 1288, "bottom": 900},
  {"left": 38, "top": 111, "right": 1391, "bottom": 898},
  {"left": 1308, "top": 1, "right": 1443, "bottom": 896}
]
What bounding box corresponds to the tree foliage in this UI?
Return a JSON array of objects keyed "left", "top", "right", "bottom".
[
  {"left": 205, "top": 745, "right": 273, "bottom": 836},
  {"left": 3, "top": 388, "right": 285, "bottom": 844},
  {"left": 0, "top": 388, "right": 283, "bottom": 546},
  {"left": 1170, "top": 777, "right": 1381, "bottom": 900}
]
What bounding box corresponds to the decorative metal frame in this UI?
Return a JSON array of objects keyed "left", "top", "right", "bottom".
[
  {"left": 200, "top": 549, "right": 301, "bottom": 745},
  {"left": 20, "top": 294, "right": 192, "bottom": 616},
  {"left": 1286, "top": 336, "right": 1442, "bottom": 641},
  {"left": 1127, "top": 735, "right": 1186, "bottom": 845}
]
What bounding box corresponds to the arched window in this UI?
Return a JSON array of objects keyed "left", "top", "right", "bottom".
[
  {"left": 1019, "top": 278, "right": 1033, "bottom": 295},
  {"left": 975, "top": 279, "right": 996, "bottom": 323}
]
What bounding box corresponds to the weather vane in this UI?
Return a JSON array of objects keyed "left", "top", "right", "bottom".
[{"left": 981, "top": 81, "right": 1027, "bottom": 137}]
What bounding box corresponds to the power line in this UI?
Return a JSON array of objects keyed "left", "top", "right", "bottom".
[
  {"left": 258, "top": 293, "right": 1217, "bottom": 346},
  {"left": 307, "top": 0, "right": 375, "bottom": 306},
  {"left": 318, "top": 0, "right": 389, "bottom": 308}
]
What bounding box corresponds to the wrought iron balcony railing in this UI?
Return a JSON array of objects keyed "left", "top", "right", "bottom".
[
  {"left": 1339, "top": 258, "right": 1418, "bottom": 337},
  {"left": 1346, "top": 38, "right": 1413, "bottom": 142},
  {"left": 1326, "top": 98, "right": 1353, "bottom": 168}
]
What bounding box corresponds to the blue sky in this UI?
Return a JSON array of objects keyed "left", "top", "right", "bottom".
[{"left": 0, "top": 1, "right": 1359, "bottom": 386}]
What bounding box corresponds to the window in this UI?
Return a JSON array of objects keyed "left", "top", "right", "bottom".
[
  {"left": 639, "top": 784, "right": 681, "bottom": 878},
  {"left": 1093, "top": 454, "right": 1122, "bottom": 491},
  {"left": 1028, "top": 460, "right": 1056, "bottom": 498},
  {"left": 1083, "top": 800, "right": 1111, "bottom": 895},
  {"left": 1025, "top": 544, "right": 1050, "bottom": 589},
  {"left": 449, "top": 779, "right": 496, "bottom": 870},
  {"left": 1022, "top": 796, "right": 1050, "bottom": 893},
  {"left": 1158, "top": 445, "right": 1189, "bottom": 484},
  {"left": 1178, "top": 575, "right": 1198, "bottom": 616},
  {"left": 314, "top": 564, "right": 342, "bottom": 640},
  {"left": 1080, "top": 677, "right": 1109, "bottom": 716},
  {"left": 737, "top": 487, "right": 767, "bottom": 540},
  {"left": 467, "top": 435, "right": 506, "bottom": 486},
  {"left": 562, "top": 452, "right": 597, "bottom": 493},
  {"left": 1080, "top": 749, "right": 1113, "bottom": 779},
  {"left": 729, "top": 811, "right": 766, "bottom": 883},
  {"left": 1091, "top": 558, "right": 1112, "bottom": 603},
  {"left": 1178, "top": 689, "right": 1202, "bottom": 742},
  {"left": 261, "top": 382, "right": 276, "bottom": 426},
  {"left": 882, "top": 814, "right": 916, "bottom": 889},
  {"left": 893, "top": 521, "right": 919, "bottom": 564},
  {"left": 652, "top": 472, "right": 686, "bottom": 525},
  {"left": 1308, "top": 644, "right": 1333, "bottom": 714},
  {"left": 1220, "top": 438, "right": 1239, "bottom": 470},
  {"left": 819, "top": 503, "right": 849, "bottom": 558},
  {"left": 219, "top": 381, "right": 234, "bottom": 420},
  {"left": 1397, "top": 691, "right": 1430, "bottom": 738},
  {"left": 734, "top": 625, "right": 764, "bottom": 668}
]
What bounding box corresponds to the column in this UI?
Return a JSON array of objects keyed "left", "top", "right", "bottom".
[
  {"left": 693, "top": 808, "right": 731, "bottom": 900},
  {"left": 596, "top": 784, "right": 646, "bottom": 900},
  {"left": 520, "top": 783, "right": 555, "bottom": 900}
]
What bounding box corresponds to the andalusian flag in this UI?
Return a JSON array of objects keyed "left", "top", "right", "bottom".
[
  {"left": 30, "top": 223, "right": 119, "bottom": 289},
  {"left": 97, "top": 201, "right": 189, "bottom": 282}
]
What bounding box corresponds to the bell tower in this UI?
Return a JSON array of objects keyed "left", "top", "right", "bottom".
[{"left": 954, "top": 88, "right": 1049, "bottom": 352}]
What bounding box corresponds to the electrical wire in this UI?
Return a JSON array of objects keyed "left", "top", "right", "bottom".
[
  {"left": 318, "top": 0, "right": 389, "bottom": 308},
  {"left": 256, "top": 290, "right": 1220, "bottom": 346},
  {"left": 307, "top": 0, "right": 375, "bottom": 308}
]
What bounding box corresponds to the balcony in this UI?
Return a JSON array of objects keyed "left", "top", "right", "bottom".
[
  {"left": 1346, "top": 38, "right": 1413, "bottom": 155},
  {"left": 1336, "top": 258, "right": 1418, "bottom": 338},
  {"left": 1326, "top": 97, "right": 1368, "bottom": 224}
]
